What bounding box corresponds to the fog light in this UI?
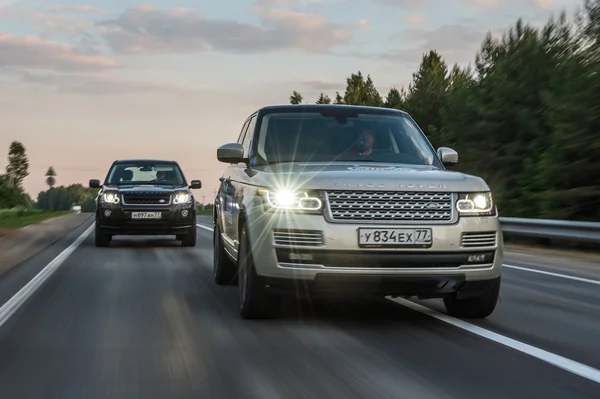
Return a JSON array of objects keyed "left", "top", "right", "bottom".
[
  {"left": 289, "top": 253, "right": 313, "bottom": 261},
  {"left": 181, "top": 210, "right": 189, "bottom": 217},
  {"left": 104, "top": 210, "right": 111, "bottom": 217}
]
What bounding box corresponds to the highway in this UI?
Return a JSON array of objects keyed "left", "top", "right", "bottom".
[{"left": 0, "top": 216, "right": 599, "bottom": 398}]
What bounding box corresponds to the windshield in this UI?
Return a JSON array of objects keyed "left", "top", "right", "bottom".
[
  {"left": 105, "top": 162, "right": 186, "bottom": 185},
  {"left": 252, "top": 110, "right": 441, "bottom": 167}
]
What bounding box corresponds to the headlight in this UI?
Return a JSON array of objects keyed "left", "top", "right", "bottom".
[
  {"left": 101, "top": 192, "right": 120, "bottom": 204},
  {"left": 456, "top": 192, "right": 495, "bottom": 216},
  {"left": 173, "top": 192, "right": 191, "bottom": 204},
  {"left": 258, "top": 188, "right": 322, "bottom": 212}
]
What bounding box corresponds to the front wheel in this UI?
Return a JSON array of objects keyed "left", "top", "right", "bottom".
[
  {"left": 181, "top": 226, "right": 197, "bottom": 247},
  {"left": 237, "top": 226, "right": 281, "bottom": 319},
  {"left": 94, "top": 224, "right": 111, "bottom": 247},
  {"left": 213, "top": 224, "right": 237, "bottom": 285},
  {"left": 444, "top": 278, "right": 501, "bottom": 319}
]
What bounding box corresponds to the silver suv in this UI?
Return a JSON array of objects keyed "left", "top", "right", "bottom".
[{"left": 213, "top": 104, "right": 503, "bottom": 320}]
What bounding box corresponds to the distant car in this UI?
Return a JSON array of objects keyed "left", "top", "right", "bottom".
[
  {"left": 214, "top": 104, "right": 503, "bottom": 320},
  {"left": 90, "top": 159, "right": 202, "bottom": 247}
]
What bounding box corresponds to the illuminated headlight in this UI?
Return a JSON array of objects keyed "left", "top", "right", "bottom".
[
  {"left": 102, "top": 192, "right": 120, "bottom": 204},
  {"left": 259, "top": 189, "right": 322, "bottom": 211},
  {"left": 456, "top": 192, "right": 495, "bottom": 216},
  {"left": 173, "top": 192, "right": 191, "bottom": 204}
]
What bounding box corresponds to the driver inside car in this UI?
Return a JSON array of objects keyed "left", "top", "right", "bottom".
[{"left": 346, "top": 128, "right": 377, "bottom": 156}]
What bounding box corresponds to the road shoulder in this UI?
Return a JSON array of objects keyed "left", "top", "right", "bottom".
[{"left": 0, "top": 213, "right": 92, "bottom": 276}]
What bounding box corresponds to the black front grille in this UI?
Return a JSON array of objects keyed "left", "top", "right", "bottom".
[{"left": 122, "top": 192, "right": 171, "bottom": 205}]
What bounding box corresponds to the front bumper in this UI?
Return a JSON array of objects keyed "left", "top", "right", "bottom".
[
  {"left": 245, "top": 211, "right": 503, "bottom": 283},
  {"left": 97, "top": 204, "right": 195, "bottom": 235}
]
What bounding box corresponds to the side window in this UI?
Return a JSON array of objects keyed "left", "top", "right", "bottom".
[
  {"left": 242, "top": 115, "right": 256, "bottom": 155},
  {"left": 237, "top": 120, "right": 250, "bottom": 144}
]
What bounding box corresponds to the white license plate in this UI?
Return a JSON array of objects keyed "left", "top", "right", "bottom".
[
  {"left": 131, "top": 212, "right": 162, "bottom": 220},
  {"left": 358, "top": 228, "right": 432, "bottom": 248}
]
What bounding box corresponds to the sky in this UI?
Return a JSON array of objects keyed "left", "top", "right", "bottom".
[{"left": 0, "top": 0, "right": 584, "bottom": 202}]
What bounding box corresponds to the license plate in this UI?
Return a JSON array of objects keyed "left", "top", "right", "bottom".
[
  {"left": 131, "top": 212, "right": 162, "bottom": 220},
  {"left": 358, "top": 228, "right": 432, "bottom": 248}
]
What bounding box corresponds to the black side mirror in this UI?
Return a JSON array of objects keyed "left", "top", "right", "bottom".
[
  {"left": 190, "top": 180, "right": 202, "bottom": 189},
  {"left": 90, "top": 179, "right": 101, "bottom": 188}
]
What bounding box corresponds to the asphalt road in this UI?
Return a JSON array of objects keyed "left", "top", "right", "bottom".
[{"left": 0, "top": 217, "right": 599, "bottom": 398}]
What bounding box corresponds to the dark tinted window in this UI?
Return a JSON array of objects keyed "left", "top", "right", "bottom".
[
  {"left": 253, "top": 111, "right": 440, "bottom": 167},
  {"left": 106, "top": 162, "right": 186, "bottom": 185}
]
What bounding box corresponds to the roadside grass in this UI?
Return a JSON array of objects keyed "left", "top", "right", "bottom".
[
  {"left": 197, "top": 207, "right": 212, "bottom": 216},
  {"left": 0, "top": 208, "right": 71, "bottom": 230}
]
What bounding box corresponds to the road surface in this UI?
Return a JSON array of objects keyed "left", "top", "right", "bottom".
[{"left": 0, "top": 216, "right": 598, "bottom": 398}]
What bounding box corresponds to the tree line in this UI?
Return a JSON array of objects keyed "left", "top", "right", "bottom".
[
  {"left": 288, "top": 1, "right": 600, "bottom": 222},
  {"left": 0, "top": 141, "right": 98, "bottom": 212}
]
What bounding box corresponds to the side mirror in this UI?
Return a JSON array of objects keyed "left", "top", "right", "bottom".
[
  {"left": 217, "top": 143, "right": 246, "bottom": 164},
  {"left": 89, "top": 179, "right": 101, "bottom": 188},
  {"left": 190, "top": 180, "right": 202, "bottom": 189},
  {"left": 437, "top": 147, "right": 458, "bottom": 167}
]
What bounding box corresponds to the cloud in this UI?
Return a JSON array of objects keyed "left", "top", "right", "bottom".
[
  {"left": 464, "top": 0, "right": 501, "bottom": 7},
  {"left": 384, "top": 25, "right": 487, "bottom": 64},
  {"left": 406, "top": 13, "right": 425, "bottom": 23},
  {"left": 0, "top": 34, "right": 117, "bottom": 71},
  {"left": 346, "top": 24, "right": 490, "bottom": 68},
  {"left": 97, "top": 4, "right": 355, "bottom": 54},
  {"left": 372, "top": 0, "right": 431, "bottom": 8},
  {"left": 7, "top": 70, "right": 193, "bottom": 95},
  {"left": 301, "top": 80, "right": 343, "bottom": 91},
  {"left": 535, "top": 0, "right": 557, "bottom": 8},
  {"left": 0, "top": 8, "right": 70, "bottom": 22},
  {"left": 461, "top": 0, "right": 564, "bottom": 10},
  {"left": 45, "top": 5, "right": 108, "bottom": 14}
]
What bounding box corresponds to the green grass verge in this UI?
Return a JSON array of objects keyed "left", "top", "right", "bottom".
[
  {"left": 197, "top": 207, "right": 213, "bottom": 216},
  {"left": 0, "top": 209, "right": 71, "bottom": 229}
]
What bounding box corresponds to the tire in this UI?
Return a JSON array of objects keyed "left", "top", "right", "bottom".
[
  {"left": 443, "top": 278, "right": 501, "bottom": 319},
  {"left": 237, "top": 226, "right": 281, "bottom": 319},
  {"left": 213, "top": 224, "right": 237, "bottom": 285},
  {"left": 181, "top": 226, "right": 197, "bottom": 247},
  {"left": 95, "top": 224, "right": 111, "bottom": 247}
]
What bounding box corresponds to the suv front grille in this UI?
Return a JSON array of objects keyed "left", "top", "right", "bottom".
[
  {"left": 326, "top": 191, "right": 453, "bottom": 222},
  {"left": 122, "top": 192, "right": 171, "bottom": 205}
]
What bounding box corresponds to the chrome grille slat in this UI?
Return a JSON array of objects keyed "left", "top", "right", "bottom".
[
  {"left": 461, "top": 232, "right": 496, "bottom": 247},
  {"left": 326, "top": 191, "right": 453, "bottom": 222},
  {"left": 273, "top": 230, "right": 324, "bottom": 246}
]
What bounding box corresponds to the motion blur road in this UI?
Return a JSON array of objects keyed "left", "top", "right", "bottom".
[{"left": 0, "top": 216, "right": 599, "bottom": 398}]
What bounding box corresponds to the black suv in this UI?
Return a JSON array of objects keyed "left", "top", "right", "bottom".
[{"left": 90, "top": 159, "right": 201, "bottom": 247}]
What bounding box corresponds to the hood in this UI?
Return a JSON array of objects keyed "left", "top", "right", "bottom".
[
  {"left": 103, "top": 184, "right": 188, "bottom": 192},
  {"left": 249, "top": 162, "right": 490, "bottom": 192}
]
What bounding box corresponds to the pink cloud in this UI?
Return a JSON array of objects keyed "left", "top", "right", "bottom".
[
  {"left": 45, "top": 5, "right": 108, "bottom": 14},
  {"left": 0, "top": 34, "right": 117, "bottom": 71},
  {"left": 98, "top": 4, "right": 356, "bottom": 54},
  {"left": 0, "top": 8, "right": 70, "bottom": 22},
  {"left": 407, "top": 13, "right": 425, "bottom": 23}
]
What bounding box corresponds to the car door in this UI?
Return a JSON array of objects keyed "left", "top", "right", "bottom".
[
  {"left": 219, "top": 117, "right": 250, "bottom": 251},
  {"left": 230, "top": 113, "right": 257, "bottom": 248}
]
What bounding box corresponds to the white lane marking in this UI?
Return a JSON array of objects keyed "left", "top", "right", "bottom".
[
  {"left": 197, "top": 221, "right": 600, "bottom": 383},
  {"left": 0, "top": 223, "right": 94, "bottom": 328},
  {"left": 391, "top": 298, "right": 600, "bottom": 384},
  {"left": 196, "top": 224, "right": 214, "bottom": 232},
  {"left": 504, "top": 264, "right": 600, "bottom": 286}
]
